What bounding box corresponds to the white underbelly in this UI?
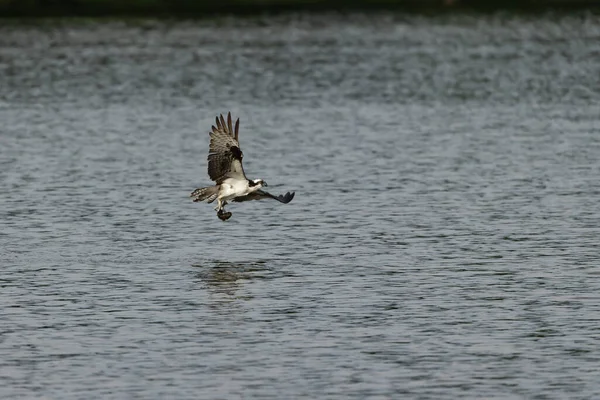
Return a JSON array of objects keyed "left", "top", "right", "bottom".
[{"left": 219, "top": 179, "right": 249, "bottom": 201}]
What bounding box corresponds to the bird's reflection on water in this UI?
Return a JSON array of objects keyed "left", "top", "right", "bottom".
[{"left": 191, "top": 260, "right": 273, "bottom": 297}]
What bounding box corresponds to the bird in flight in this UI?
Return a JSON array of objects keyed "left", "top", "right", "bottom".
[{"left": 190, "top": 112, "right": 295, "bottom": 221}]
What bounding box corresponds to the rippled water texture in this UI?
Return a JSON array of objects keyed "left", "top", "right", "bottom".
[{"left": 2, "top": 12, "right": 600, "bottom": 399}]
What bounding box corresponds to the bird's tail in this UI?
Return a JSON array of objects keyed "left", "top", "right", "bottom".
[{"left": 190, "top": 185, "right": 219, "bottom": 203}]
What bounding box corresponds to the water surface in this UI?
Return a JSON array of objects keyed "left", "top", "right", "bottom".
[{"left": 1, "top": 12, "right": 600, "bottom": 399}]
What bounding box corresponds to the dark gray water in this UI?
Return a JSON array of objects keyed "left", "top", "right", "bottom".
[{"left": 2, "top": 12, "right": 600, "bottom": 399}]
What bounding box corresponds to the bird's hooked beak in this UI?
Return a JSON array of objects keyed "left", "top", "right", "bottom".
[{"left": 262, "top": 181, "right": 268, "bottom": 187}]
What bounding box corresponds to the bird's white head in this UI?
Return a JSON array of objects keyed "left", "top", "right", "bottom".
[{"left": 252, "top": 178, "right": 267, "bottom": 188}]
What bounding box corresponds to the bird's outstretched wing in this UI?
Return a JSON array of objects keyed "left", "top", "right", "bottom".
[
  {"left": 208, "top": 112, "right": 246, "bottom": 184},
  {"left": 232, "top": 190, "right": 295, "bottom": 204}
]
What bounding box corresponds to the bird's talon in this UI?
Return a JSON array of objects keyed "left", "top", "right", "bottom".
[{"left": 217, "top": 210, "right": 232, "bottom": 221}]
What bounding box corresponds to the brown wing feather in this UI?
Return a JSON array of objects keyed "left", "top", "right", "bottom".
[
  {"left": 207, "top": 112, "right": 246, "bottom": 184},
  {"left": 232, "top": 190, "right": 295, "bottom": 204},
  {"left": 227, "top": 113, "right": 233, "bottom": 134}
]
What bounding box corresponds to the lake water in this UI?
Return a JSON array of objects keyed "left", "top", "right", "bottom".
[{"left": 1, "top": 11, "right": 600, "bottom": 399}]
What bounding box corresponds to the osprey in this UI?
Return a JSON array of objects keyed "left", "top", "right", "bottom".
[{"left": 190, "top": 112, "right": 295, "bottom": 221}]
